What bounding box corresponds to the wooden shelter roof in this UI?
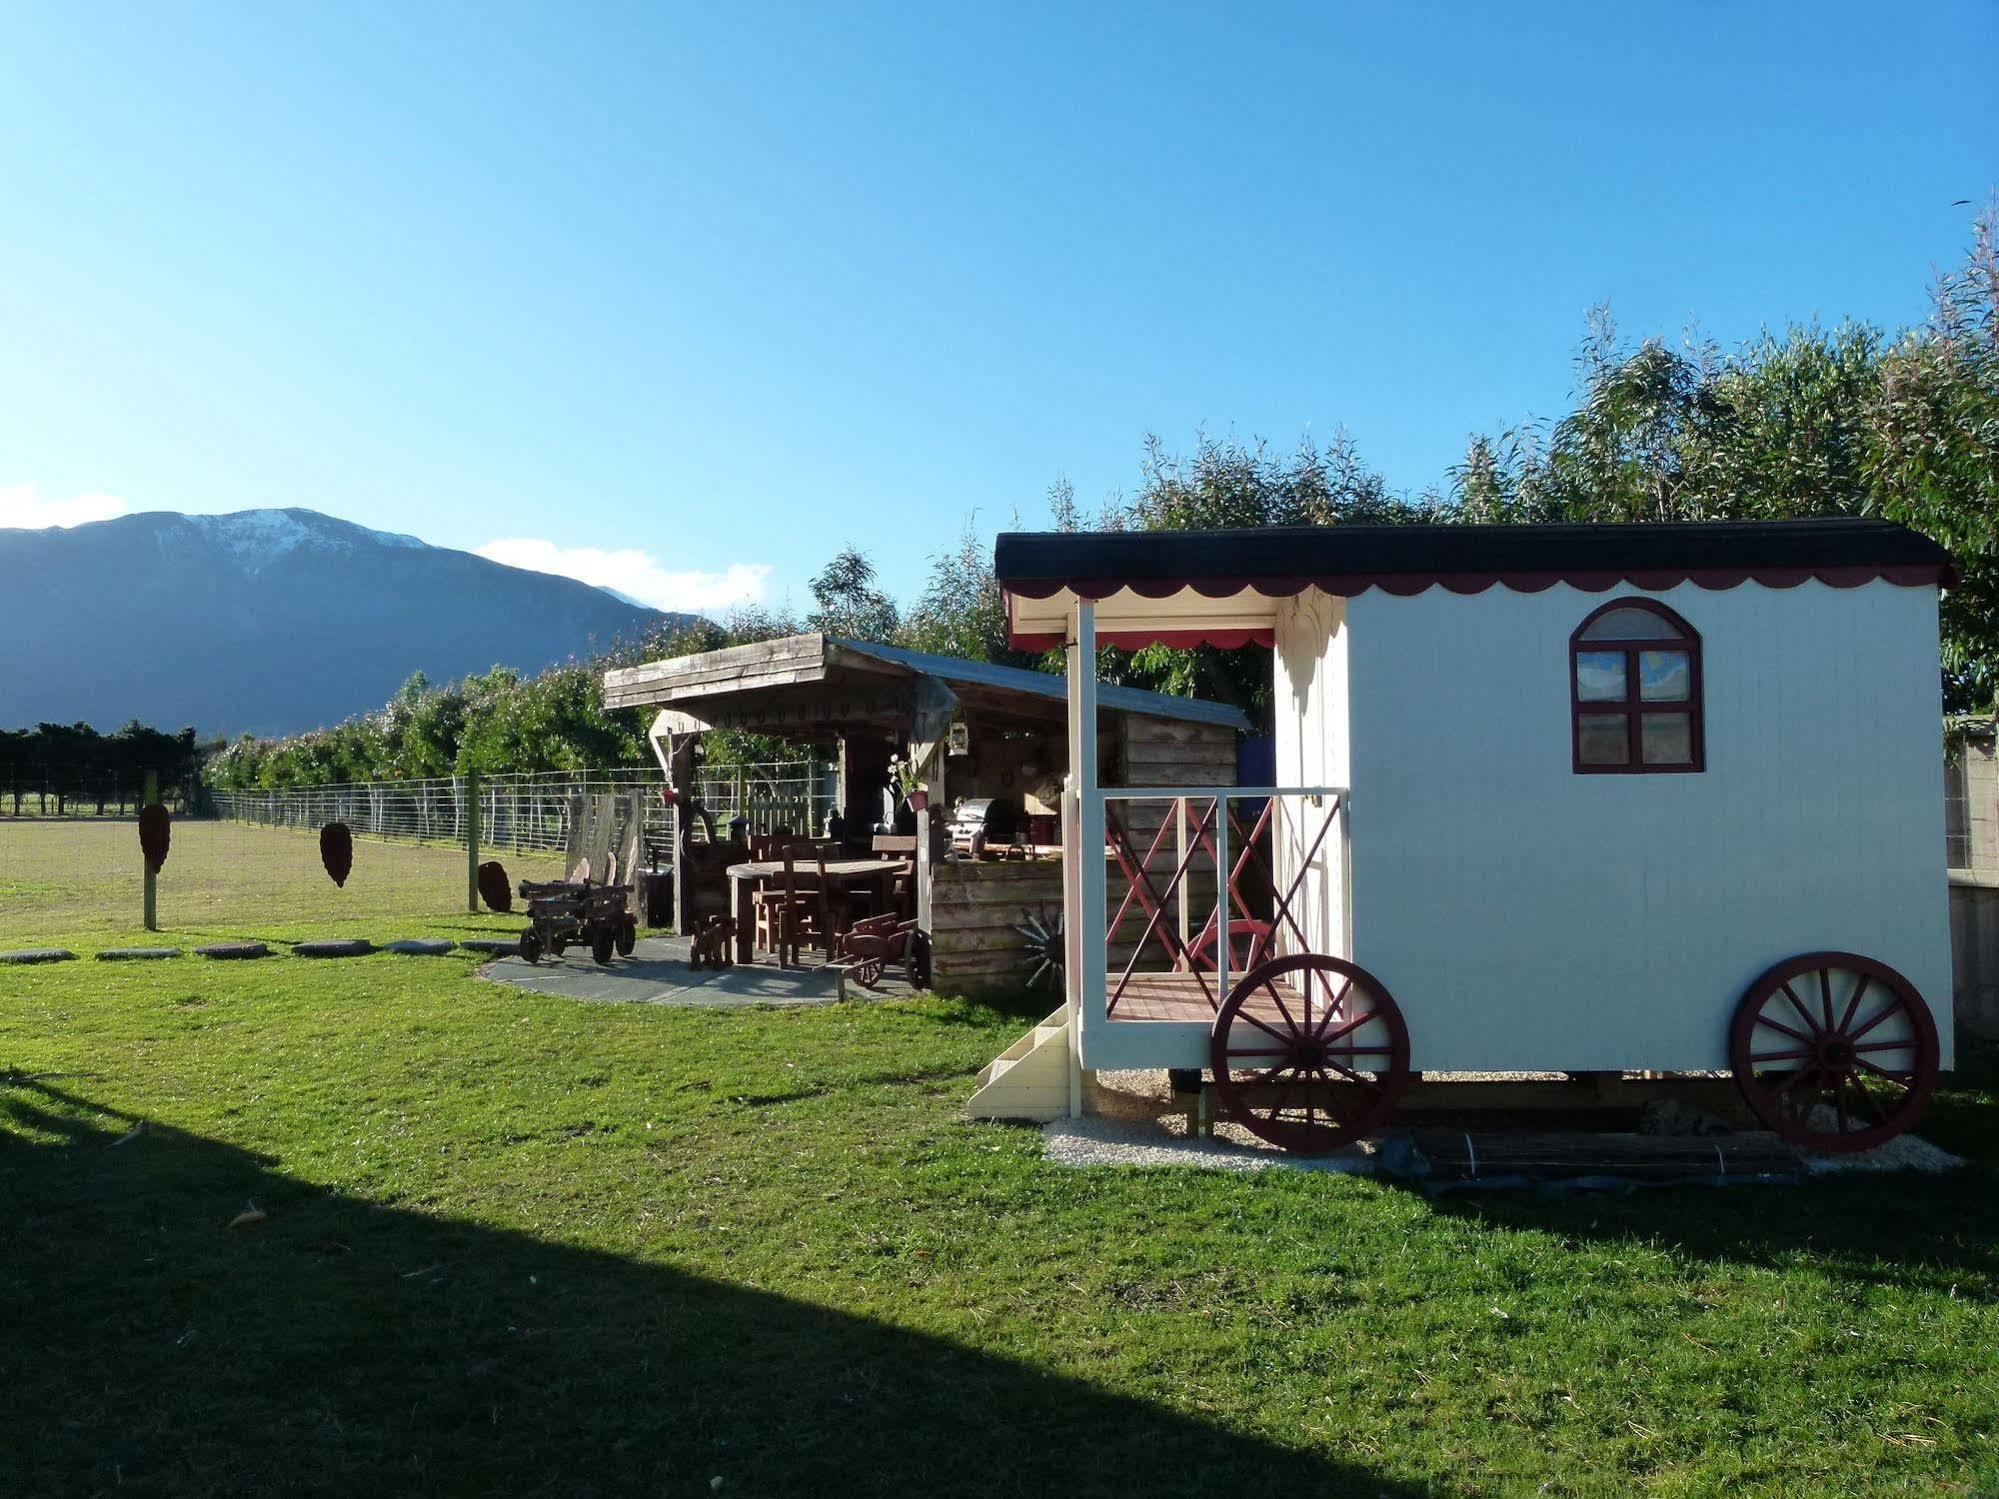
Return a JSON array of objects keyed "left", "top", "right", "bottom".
[{"left": 602, "top": 633, "right": 1250, "bottom": 738}]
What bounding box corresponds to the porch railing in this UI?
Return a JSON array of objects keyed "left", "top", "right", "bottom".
[{"left": 1100, "top": 785, "right": 1349, "bottom": 1018}]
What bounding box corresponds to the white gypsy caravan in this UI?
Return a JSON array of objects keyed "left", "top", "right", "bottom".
[{"left": 973, "top": 518, "right": 1958, "bottom": 1154}]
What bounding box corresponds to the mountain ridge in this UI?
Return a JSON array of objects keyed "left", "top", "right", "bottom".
[{"left": 0, "top": 507, "right": 687, "bottom": 736}]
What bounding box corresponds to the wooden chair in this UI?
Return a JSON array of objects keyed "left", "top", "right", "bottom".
[
  {"left": 797, "top": 840, "right": 876, "bottom": 939},
  {"left": 752, "top": 844, "right": 834, "bottom": 968},
  {"left": 748, "top": 828, "right": 794, "bottom": 862}
]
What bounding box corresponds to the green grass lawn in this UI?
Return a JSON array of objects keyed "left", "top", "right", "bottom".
[
  {"left": 3, "top": 821, "right": 1997, "bottom": 1495},
  {"left": 0, "top": 817, "right": 563, "bottom": 949}
]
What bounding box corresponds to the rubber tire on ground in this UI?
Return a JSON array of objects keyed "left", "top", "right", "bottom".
[
  {"left": 591, "top": 927, "right": 616, "bottom": 966},
  {"left": 519, "top": 930, "right": 543, "bottom": 966},
  {"left": 616, "top": 916, "right": 637, "bottom": 958}
]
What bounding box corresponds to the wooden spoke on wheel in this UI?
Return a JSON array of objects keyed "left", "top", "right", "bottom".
[
  {"left": 1728, "top": 951, "right": 1939, "bottom": 1155},
  {"left": 1209, "top": 954, "right": 1411, "bottom": 1154}
]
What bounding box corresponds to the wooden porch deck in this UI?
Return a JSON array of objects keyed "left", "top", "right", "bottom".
[{"left": 1108, "top": 969, "right": 1309, "bottom": 1024}]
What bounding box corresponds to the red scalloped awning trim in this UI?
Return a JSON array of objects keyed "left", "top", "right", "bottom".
[
  {"left": 1004, "top": 563, "right": 1950, "bottom": 604},
  {"left": 1010, "top": 627, "right": 1275, "bottom": 651},
  {"left": 1004, "top": 564, "right": 1954, "bottom": 648}
]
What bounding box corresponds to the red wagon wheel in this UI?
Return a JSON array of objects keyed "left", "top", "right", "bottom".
[
  {"left": 1209, "top": 954, "right": 1411, "bottom": 1154},
  {"left": 1728, "top": 951, "right": 1939, "bottom": 1154}
]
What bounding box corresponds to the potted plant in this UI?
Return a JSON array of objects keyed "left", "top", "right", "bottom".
[{"left": 894, "top": 755, "right": 928, "bottom": 813}]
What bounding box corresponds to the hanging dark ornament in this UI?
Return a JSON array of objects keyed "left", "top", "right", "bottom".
[
  {"left": 477, "top": 860, "right": 513, "bottom": 913},
  {"left": 138, "top": 803, "right": 172, "bottom": 874},
  {"left": 1013, "top": 905, "right": 1065, "bottom": 991},
  {"left": 319, "top": 822, "right": 354, "bottom": 888}
]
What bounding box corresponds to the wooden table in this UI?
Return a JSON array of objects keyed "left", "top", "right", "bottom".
[{"left": 725, "top": 858, "right": 912, "bottom": 964}]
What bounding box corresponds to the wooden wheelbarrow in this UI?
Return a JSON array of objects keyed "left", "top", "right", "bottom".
[{"left": 835, "top": 914, "right": 930, "bottom": 998}]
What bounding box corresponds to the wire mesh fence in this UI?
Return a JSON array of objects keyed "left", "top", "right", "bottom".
[
  {"left": 1, "top": 774, "right": 199, "bottom": 817},
  {"left": 209, "top": 762, "right": 836, "bottom": 864}
]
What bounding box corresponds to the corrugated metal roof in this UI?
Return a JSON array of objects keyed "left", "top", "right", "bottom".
[{"left": 827, "top": 637, "right": 1250, "bottom": 731}]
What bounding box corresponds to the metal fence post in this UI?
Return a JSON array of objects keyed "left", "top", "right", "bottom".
[{"left": 465, "top": 770, "right": 481, "bottom": 913}]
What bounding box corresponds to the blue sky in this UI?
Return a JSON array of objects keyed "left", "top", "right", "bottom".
[{"left": 1, "top": 2, "right": 1993, "bottom": 616}]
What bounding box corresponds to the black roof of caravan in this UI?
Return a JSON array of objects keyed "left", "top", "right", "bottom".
[{"left": 995, "top": 518, "right": 1958, "bottom": 594}]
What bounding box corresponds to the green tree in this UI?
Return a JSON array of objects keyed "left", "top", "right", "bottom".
[
  {"left": 897, "top": 523, "right": 1035, "bottom": 668},
  {"left": 1866, "top": 210, "right": 1999, "bottom": 709},
  {"left": 1445, "top": 208, "right": 1999, "bottom": 708},
  {"left": 1098, "top": 432, "right": 1426, "bottom": 722},
  {"left": 807, "top": 549, "right": 899, "bottom": 643}
]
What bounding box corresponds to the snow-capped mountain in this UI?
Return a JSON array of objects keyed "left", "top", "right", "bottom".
[{"left": 0, "top": 508, "right": 686, "bottom": 736}]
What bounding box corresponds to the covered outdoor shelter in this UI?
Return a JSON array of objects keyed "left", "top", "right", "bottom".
[{"left": 602, "top": 633, "right": 1250, "bottom": 992}]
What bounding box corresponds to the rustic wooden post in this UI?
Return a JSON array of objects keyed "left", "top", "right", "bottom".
[
  {"left": 464, "top": 770, "right": 481, "bottom": 914},
  {"left": 659, "top": 731, "right": 700, "bottom": 937},
  {"left": 835, "top": 737, "right": 852, "bottom": 837},
  {"left": 142, "top": 770, "right": 159, "bottom": 931}
]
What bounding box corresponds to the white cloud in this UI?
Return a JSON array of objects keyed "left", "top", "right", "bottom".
[
  {"left": 475, "top": 537, "right": 771, "bottom": 614},
  {"left": 0, "top": 482, "right": 130, "bottom": 530}
]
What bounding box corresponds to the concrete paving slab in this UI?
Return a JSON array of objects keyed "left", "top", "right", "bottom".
[
  {"left": 293, "top": 939, "right": 375, "bottom": 958},
  {"left": 382, "top": 939, "right": 456, "bottom": 956},
  {"left": 0, "top": 948, "right": 76, "bottom": 965},
  {"left": 195, "top": 942, "right": 270, "bottom": 960},
  {"left": 96, "top": 947, "right": 183, "bottom": 961},
  {"left": 481, "top": 935, "right": 861, "bottom": 1008}
]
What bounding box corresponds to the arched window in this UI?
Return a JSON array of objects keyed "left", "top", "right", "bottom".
[{"left": 1569, "top": 599, "right": 1703, "bottom": 773}]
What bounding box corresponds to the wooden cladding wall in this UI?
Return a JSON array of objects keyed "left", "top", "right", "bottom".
[
  {"left": 1950, "top": 875, "right": 1999, "bottom": 1041},
  {"left": 930, "top": 857, "right": 1196, "bottom": 989},
  {"left": 1110, "top": 715, "right": 1239, "bottom": 867}
]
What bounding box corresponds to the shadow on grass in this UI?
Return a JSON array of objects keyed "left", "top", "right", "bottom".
[
  {"left": 0, "top": 1077, "right": 1423, "bottom": 1498},
  {"left": 1416, "top": 1070, "right": 1999, "bottom": 1300}
]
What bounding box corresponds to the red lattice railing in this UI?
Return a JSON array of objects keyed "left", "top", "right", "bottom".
[{"left": 1102, "top": 789, "right": 1346, "bottom": 1018}]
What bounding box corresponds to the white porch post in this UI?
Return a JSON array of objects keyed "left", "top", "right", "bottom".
[{"left": 1065, "top": 601, "right": 1103, "bottom": 1118}]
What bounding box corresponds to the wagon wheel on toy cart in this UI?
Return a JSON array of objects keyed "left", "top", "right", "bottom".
[
  {"left": 1728, "top": 951, "right": 1939, "bottom": 1154},
  {"left": 1208, "top": 953, "right": 1412, "bottom": 1154}
]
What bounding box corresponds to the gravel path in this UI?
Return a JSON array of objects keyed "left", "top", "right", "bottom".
[
  {"left": 1044, "top": 1115, "right": 1375, "bottom": 1174},
  {"left": 1047, "top": 1069, "right": 1961, "bottom": 1177}
]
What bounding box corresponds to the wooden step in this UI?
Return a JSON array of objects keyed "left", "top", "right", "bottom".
[{"left": 968, "top": 1008, "right": 1071, "bottom": 1122}]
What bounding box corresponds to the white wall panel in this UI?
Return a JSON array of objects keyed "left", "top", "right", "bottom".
[
  {"left": 1273, "top": 590, "right": 1348, "bottom": 962},
  {"left": 1337, "top": 581, "right": 1952, "bottom": 1072}
]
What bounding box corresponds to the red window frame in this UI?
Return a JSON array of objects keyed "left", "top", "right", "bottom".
[{"left": 1568, "top": 598, "right": 1704, "bottom": 775}]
